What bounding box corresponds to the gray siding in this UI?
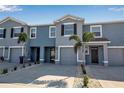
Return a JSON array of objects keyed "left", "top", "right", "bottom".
[
  {"left": 29, "top": 26, "right": 55, "bottom": 46},
  {"left": 29, "top": 26, "right": 55, "bottom": 60},
  {"left": 55, "top": 18, "right": 84, "bottom": 46},
  {"left": 0, "top": 20, "right": 29, "bottom": 46},
  {"left": 83, "top": 22, "right": 124, "bottom": 46}
]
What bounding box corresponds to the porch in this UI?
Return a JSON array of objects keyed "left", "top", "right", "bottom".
[{"left": 84, "top": 38, "right": 110, "bottom": 66}]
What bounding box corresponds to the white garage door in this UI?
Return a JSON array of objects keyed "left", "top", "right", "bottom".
[
  {"left": 60, "top": 47, "right": 77, "bottom": 65},
  {"left": 108, "top": 48, "right": 124, "bottom": 66},
  {"left": 10, "top": 48, "right": 22, "bottom": 63}
]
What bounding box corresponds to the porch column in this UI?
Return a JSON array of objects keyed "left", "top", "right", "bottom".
[
  {"left": 22, "top": 46, "right": 24, "bottom": 56},
  {"left": 103, "top": 44, "right": 108, "bottom": 66},
  {"left": 55, "top": 47, "right": 60, "bottom": 64}
]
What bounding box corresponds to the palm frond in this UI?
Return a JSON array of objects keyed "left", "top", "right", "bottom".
[
  {"left": 74, "top": 42, "right": 82, "bottom": 53},
  {"left": 69, "top": 35, "right": 81, "bottom": 42},
  {"left": 18, "top": 32, "right": 28, "bottom": 44},
  {"left": 83, "top": 32, "right": 94, "bottom": 42}
]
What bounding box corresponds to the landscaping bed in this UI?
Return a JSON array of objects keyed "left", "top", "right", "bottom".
[
  {"left": 73, "top": 64, "right": 102, "bottom": 88},
  {"left": 0, "top": 62, "right": 40, "bottom": 76}
]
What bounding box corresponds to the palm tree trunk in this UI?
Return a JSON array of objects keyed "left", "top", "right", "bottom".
[{"left": 82, "top": 44, "right": 86, "bottom": 65}]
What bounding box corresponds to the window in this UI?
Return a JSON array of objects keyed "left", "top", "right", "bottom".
[
  {"left": 61, "top": 23, "right": 77, "bottom": 36},
  {"left": 90, "top": 25, "right": 102, "bottom": 38},
  {"left": 13, "top": 27, "right": 22, "bottom": 38},
  {"left": 63, "top": 23, "right": 74, "bottom": 36},
  {"left": 0, "top": 28, "right": 4, "bottom": 39},
  {"left": 49, "top": 26, "right": 56, "bottom": 38},
  {"left": 30, "top": 27, "right": 37, "bottom": 39}
]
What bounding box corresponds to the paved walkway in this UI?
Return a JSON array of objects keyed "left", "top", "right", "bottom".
[
  {"left": 0, "top": 64, "right": 77, "bottom": 88},
  {"left": 86, "top": 65, "right": 124, "bottom": 88}
]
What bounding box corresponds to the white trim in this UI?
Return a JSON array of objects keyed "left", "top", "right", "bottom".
[
  {"left": 104, "top": 61, "right": 108, "bottom": 63},
  {"left": 63, "top": 23, "right": 74, "bottom": 36},
  {"left": 0, "top": 46, "right": 5, "bottom": 57},
  {"left": 63, "top": 35, "right": 72, "bottom": 37},
  {"left": 13, "top": 26, "right": 22, "bottom": 28},
  {"left": 40, "top": 59, "right": 44, "bottom": 61},
  {"left": 63, "top": 22, "right": 75, "bottom": 25},
  {"left": 90, "top": 25, "right": 102, "bottom": 38},
  {"left": 0, "top": 17, "right": 27, "bottom": 25},
  {"left": 108, "top": 46, "right": 124, "bottom": 48},
  {"left": 85, "top": 41, "right": 111, "bottom": 44},
  {"left": 55, "top": 16, "right": 83, "bottom": 23},
  {"left": 9, "top": 46, "right": 24, "bottom": 48},
  {"left": 49, "top": 26, "right": 56, "bottom": 38},
  {"left": 12, "top": 26, "right": 22, "bottom": 39},
  {"left": 8, "top": 46, "right": 24, "bottom": 60},
  {"left": 0, "top": 46, "right": 5, "bottom": 48},
  {"left": 56, "top": 46, "right": 83, "bottom": 63},
  {"left": 30, "top": 27, "right": 37, "bottom": 39},
  {"left": 77, "top": 49, "right": 83, "bottom": 62},
  {"left": 56, "top": 46, "right": 73, "bottom": 61}
]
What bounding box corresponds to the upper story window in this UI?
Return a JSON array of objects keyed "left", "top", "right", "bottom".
[
  {"left": 30, "top": 27, "right": 37, "bottom": 39},
  {"left": 61, "top": 23, "right": 77, "bottom": 36},
  {"left": 0, "top": 28, "right": 6, "bottom": 39},
  {"left": 49, "top": 26, "right": 56, "bottom": 38},
  {"left": 90, "top": 25, "right": 102, "bottom": 38},
  {"left": 11, "top": 27, "right": 23, "bottom": 38}
]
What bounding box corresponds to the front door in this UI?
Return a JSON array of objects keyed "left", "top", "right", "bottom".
[
  {"left": 44, "top": 47, "right": 55, "bottom": 63},
  {"left": 91, "top": 47, "right": 98, "bottom": 64},
  {"left": 30, "top": 47, "right": 40, "bottom": 62}
]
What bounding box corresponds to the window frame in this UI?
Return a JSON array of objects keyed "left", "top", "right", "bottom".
[
  {"left": 90, "top": 25, "right": 102, "bottom": 38},
  {"left": 0, "top": 28, "right": 4, "bottom": 39},
  {"left": 30, "top": 27, "right": 37, "bottom": 39},
  {"left": 49, "top": 26, "right": 56, "bottom": 38},
  {"left": 63, "top": 22, "right": 75, "bottom": 37},
  {"left": 12, "top": 26, "right": 22, "bottom": 39}
]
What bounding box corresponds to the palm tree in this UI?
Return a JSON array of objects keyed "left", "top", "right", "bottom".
[
  {"left": 69, "top": 32, "right": 94, "bottom": 65},
  {"left": 18, "top": 32, "right": 28, "bottom": 44},
  {"left": 18, "top": 32, "right": 28, "bottom": 64}
]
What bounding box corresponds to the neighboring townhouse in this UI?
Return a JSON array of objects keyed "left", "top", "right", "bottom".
[{"left": 0, "top": 15, "right": 124, "bottom": 66}]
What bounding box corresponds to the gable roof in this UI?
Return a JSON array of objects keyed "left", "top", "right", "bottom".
[
  {"left": 0, "top": 17, "right": 27, "bottom": 25},
  {"left": 54, "top": 14, "right": 84, "bottom": 23}
]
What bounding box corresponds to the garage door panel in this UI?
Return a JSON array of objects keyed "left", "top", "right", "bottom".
[
  {"left": 10, "top": 48, "right": 22, "bottom": 63},
  {"left": 108, "top": 48, "right": 124, "bottom": 66},
  {"left": 60, "top": 47, "right": 77, "bottom": 65}
]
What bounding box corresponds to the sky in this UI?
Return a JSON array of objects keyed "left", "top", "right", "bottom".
[{"left": 0, "top": 5, "right": 124, "bottom": 24}]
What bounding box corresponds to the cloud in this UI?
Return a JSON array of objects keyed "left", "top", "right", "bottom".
[
  {"left": 108, "top": 7, "right": 124, "bottom": 12},
  {"left": 0, "top": 5, "right": 22, "bottom": 12}
]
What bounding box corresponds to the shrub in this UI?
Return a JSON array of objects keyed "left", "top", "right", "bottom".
[
  {"left": 28, "top": 63, "right": 31, "bottom": 66},
  {"left": 2, "top": 68, "right": 8, "bottom": 74},
  {"left": 81, "top": 64, "right": 87, "bottom": 74},
  {"left": 14, "top": 66, "right": 17, "bottom": 71},
  {"left": 83, "top": 75, "right": 89, "bottom": 87},
  {"left": 22, "top": 65, "right": 25, "bottom": 68},
  {"left": 37, "top": 61, "right": 40, "bottom": 64}
]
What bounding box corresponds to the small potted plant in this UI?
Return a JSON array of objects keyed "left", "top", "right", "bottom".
[
  {"left": 22, "top": 64, "right": 25, "bottom": 68},
  {"left": 14, "top": 66, "right": 17, "bottom": 71},
  {"left": 28, "top": 63, "right": 31, "bottom": 66}
]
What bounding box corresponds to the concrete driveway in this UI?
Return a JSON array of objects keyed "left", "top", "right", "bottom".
[
  {"left": 0, "top": 64, "right": 77, "bottom": 88},
  {"left": 86, "top": 65, "right": 124, "bottom": 88}
]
